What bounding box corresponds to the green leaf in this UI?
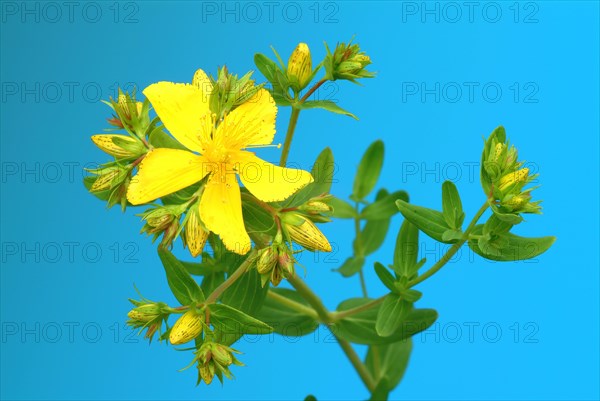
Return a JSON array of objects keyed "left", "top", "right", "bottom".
[
  {"left": 361, "top": 217, "right": 391, "bottom": 256},
  {"left": 296, "top": 100, "right": 358, "bottom": 120},
  {"left": 336, "top": 256, "right": 366, "bottom": 278},
  {"left": 352, "top": 140, "right": 384, "bottom": 201},
  {"left": 200, "top": 272, "right": 225, "bottom": 295},
  {"left": 329, "top": 196, "right": 358, "bottom": 219},
  {"left": 441, "top": 181, "right": 465, "bottom": 229},
  {"left": 361, "top": 190, "right": 409, "bottom": 220},
  {"left": 480, "top": 125, "right": 506, "bottom": 196},
  {"left": 396, "top": 200, "right": 457, "bottom": 244},
  {"left": 254, "top": 53, "right": 280, "bottom": 83},
  {"left": 209, "top": 303, "right": 273, "bottom": 336},
  {"left": 366, "top": 339, "right": 412, "bottom": 392},
  {"left": 393, "top": 220, "right": 420, "bottom": 278},
  {"left": 374, "top": 262, "right": 397, "bottom": 293},
  {"left": 221, "top": 267, "right": 268, "bottom": 316},
  {"left": 284, "top": 148, "right": 335, "bottom": 207},
  {"left": 376, "top": 294, "right": 411, "bottom": 337},
  {"left": 255, "top": 288, "right": 319, "bottom": 337},
  {"left": 332, "top": 298, "right": 438, "bottom": 345},
  {"left": 158, "top": 249, "right": 204, "bottom": 305},
  {"left": 468, "top": 226, "right": 556, "bottom": 262},
  {"left": 148, "top": 127, "right": 187, "bottom": 150},
  {"left": 180, "top": 259, "right": 228, "bottom": 276},
  {"left": 242, "top": 196, "right": 277, "bottom": 243}
]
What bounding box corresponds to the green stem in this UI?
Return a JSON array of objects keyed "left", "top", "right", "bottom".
[
  {"left": 279, "top": 107, "right": 301, "bottom": 167},
  {"left": 266, "top": 290, "right": 319, "bottom": 321},
  {"left": 287, "top": 274, "right": 332, "bottom": 324},
  {"left": 408, "top": 201, "right": 489, "bottom": 288},
  {"left": 353, "top": 204, "right": 368, "bottom": 297},
  {"left": 300, "top": 79, "right": 327, "bottom": 102},
  {"left": 330, "top": 296, "right": 385, "bottom": 322},
  {"left": 206, "top": 250, "right": 256, "bottom": 303},
  {"left": 287, "top": 274, "right": 376, "bottom": 392}
]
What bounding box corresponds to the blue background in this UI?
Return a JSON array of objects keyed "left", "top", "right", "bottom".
[{"left": 1, "top": 1, "right": 598, "bottom": 400}]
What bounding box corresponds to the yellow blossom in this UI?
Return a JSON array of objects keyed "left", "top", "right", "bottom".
[{"left": 126, "top": 69, "right": 314, "bottom": 254}]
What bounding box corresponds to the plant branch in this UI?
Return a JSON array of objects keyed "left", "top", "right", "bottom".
[
  {"left": 206, "top": 250, "right": 256, "bottom": 303},
  {"left": 408, "top": 201, "right": 489, "bottom": 288},
  {"left": 300, "top": 79, "right": 327, "bottom": 103},
  {"left": 279, "top": 108, "right": 301, "bottom": 167},
  {"left": 330, "top": 296, "right": 385, "bottom": 321},
  {"left": 266, "top": 290, "right": 319, "bottom": 321}
]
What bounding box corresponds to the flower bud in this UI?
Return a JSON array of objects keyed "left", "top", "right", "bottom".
[
  {"left": 184, "top": 207, "right": 209, "bottom": 257},
  {"left": 91, "top": 134, "right": 145, "bottom": 159},
  {"left": 299, "top": 200, "right": 333, "bottom": 215},
  {"left": 284, "top": 213, "right": 332, "bottom": 252},
  {"left": 498, "top": 168, "right": 529, "bottom": 192},
  {"left": 127, "top": 303, "right": 162, "bottom": 323},
  {"left": 89, "top": 166, "right": 128, "bottom": 192},
  {"left": 325, "top": 40, "right": 375, "bottom": 82},
  {"left": 169, "top": 310, "right": 203, "bottom": 345},
  {"left": 287, "top": 43, "right": 312, "bottom": 91},
  {"left": 256, "top": 247, "right": 278, "bottom": 274}
]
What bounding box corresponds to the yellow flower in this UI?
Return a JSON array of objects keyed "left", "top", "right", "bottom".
[{"left": 127, "top": 69, "right": 313, "bottom": 254}]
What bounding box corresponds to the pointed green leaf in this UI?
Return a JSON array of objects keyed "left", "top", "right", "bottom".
[
  {"left": 396, "top": 200, "right": 457, "bottom": 244},
  {"left": 284, "top": 148, "right": 335, "bottom": 207},
  {"left": 353, "top": 140, "right": 384, "bottom": 201},
  {"left": 376, "top": 294, "right": 411, "bottom": 337},
  {"left": 148, "top": 127, "right": 187, "bottom": 150},
  {"left": 468, "top": 226, "right": 556, "bottom": 262},
  {"left": 158, "top": 249, "right": 204, "bottom": 305},
  {"left": 441, "top": 181, "right": 465, "bottom": 229},
  {"left": 254, "top": 53, "right": 280, "bottom": 83},
  {"left": 209, "top": 303, "right": 273, "bottom": 335},
  {"left": 296, "top": 100, "right": 358, "bottom": 119},
  {"left": 221, "top": 268, "right": 269, "bottom": 315},
  {"left": 332, "top": 298, "right": 438, "bottom": 345},
  {"left": 255, "top": 288, "right": 319, "bottom": 337},
  {"left": 374, "top": 262, "right": 397, "bottom": 292},
  {"left": 393, "top": 220, "right": 420, "bottom": 278},
  {"left": 361, "top": 190, "right": 409, "bottom": 220}
]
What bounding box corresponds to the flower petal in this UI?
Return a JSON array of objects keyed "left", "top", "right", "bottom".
[
  {"left": 234, "top": 151, "right": 313, "bottom": 202},
  {"left": 216, "top": 89, "right": 277, "bottom": 149},
  {"left": 127, "top": 148, "right": 208, "bottom": 205},
  {"left": 199, "top": 172, "right": 251, "bottom": 255},
  {"left": 143, "top": 82, "right": 212, "bottom": 153}
]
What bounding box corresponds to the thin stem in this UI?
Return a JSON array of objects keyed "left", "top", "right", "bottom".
[
  {"left": 408, "top": 201, "right": 489, "bottom": 288},
  {"left": 287, "top": 273, "right": 332, "bottom": 324},
  {"left": 266, "top": 290, "right": 319, "bottom": 321},
  {"left": 334, "top": 332, "right": 377, "bottom": 392},
  {"left": 279, "top": 108, "right": 301, "bottom": 167},
  {"left": 300, "top": 79, "right": 327, "bottom": 103},
  {"left": 353, "top": 205, "right": 368, "bottom": 297},
  {"left": 330, "top": 296, "right": 385, "bottom": 322},
  {"left": 358, "top": 272, "right": 369, "bottom": 298},
  {"left": 206, "top": 250, "right": 256, "bottom": 303}
]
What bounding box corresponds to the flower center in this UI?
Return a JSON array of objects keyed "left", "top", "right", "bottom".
[{"left": 204, "top": 143, "right": 230, "bottom": 164}]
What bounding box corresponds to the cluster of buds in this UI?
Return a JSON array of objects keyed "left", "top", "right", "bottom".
[
  {"left": 194, "top": 341, "right": 243, "bottom": 385},
  {"left": 281, "top": 211, "right": 332, "bottom": 253},
  {"left": 209, "top": 66, "right": 262, "bottom": 120},
  {"left": 256, "top": 239, "right": 295, "bottom": 286},
  {"left": 287, "top": 43, "right": 313, "bottom": 92},
  {"left": 482, "top": 127, "right": 542, "bottom": 219},
  {"left": 106, "top": 90, "right": 150, "bottom": 137},
  {"left": 140, "top": 204, "right": 186, "bottom": 248},
  {"left": 169, "top": 309, "right": 204, "bottom": 345},
  {"left": 298, "top": 195, "right": 334, "bottom": 222},
  {"left": 126, "top": 299, "right": 169, "bottom": 342},
  {"left": 324, "top": 40, "right": 375, "bottom": 83},
  {"left": 182, "top": 203, "right": 210, "bottom": 258}
]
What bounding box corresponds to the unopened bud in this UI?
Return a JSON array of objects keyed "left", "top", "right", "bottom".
[
  {"left": 91, "top": 134, "right": 144, "bottom": 158},
  {"left": 287, "top": 43, "right": 312, "bottom": 91},
  {"left": 256, "top": 247, "right": 278, "bottom": 274},
  {"left": 169, "top": 310, "right": 203, "bottom": 345},
  {"left": 184, "top": 207, "right": 209, "bottom": 257},
  {"left": 285, "top": 214, "right": 332, "bottom": 252},
  {"left": 498, "top": 168, "right": 529, "bottom": 192}
]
